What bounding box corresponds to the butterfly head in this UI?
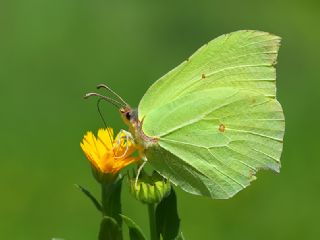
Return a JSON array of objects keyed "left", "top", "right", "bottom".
[
  {"left": 84, "top": 84, "right": 152, "bottom": 145},
  {"left": 84, "top": 83, "right": 138, "bottom": 127},
  {"left": 120, "top": 106, "right": 158, "bottom": 148},
  {"left": 120, "top": 107, "right": 138, "bottom": 127}
]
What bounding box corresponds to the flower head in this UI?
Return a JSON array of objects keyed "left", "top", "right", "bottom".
[{"left": 80, "top": 128, "right": 138, "bottom": 178}]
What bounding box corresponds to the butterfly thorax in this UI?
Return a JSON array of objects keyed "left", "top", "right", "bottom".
[{"left": 120, "top": 107, "right": 158, "bottom": 151}]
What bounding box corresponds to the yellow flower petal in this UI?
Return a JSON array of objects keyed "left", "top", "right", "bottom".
[{"left": 80, "top": 128, "right": 139, "bottom": 176}]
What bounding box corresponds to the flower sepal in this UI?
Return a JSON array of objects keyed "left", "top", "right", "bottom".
[{"left": 91, "top": 164, "right": 117, "bottom": 184}]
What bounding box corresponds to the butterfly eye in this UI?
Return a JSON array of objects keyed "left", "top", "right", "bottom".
[{"left": 125, "top": 112, "right": 131, "bottom": 120}]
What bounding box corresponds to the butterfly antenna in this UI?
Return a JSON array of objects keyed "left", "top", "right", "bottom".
[
  {"left": 97, "top": 98, "right": 116, "bottom": 156},
  {"left": 97, "top": 98, "right": 108, "bottom": 129},
  {"left": 97, "top": 84, "right": 129, "bottom": 107},
  {"left": 84, "top": 92, "right": 125, "bottom": 108}
]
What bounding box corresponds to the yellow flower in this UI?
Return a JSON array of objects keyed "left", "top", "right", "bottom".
[{"left": 80, "top": 128, "right": 138, "bottom": 176}]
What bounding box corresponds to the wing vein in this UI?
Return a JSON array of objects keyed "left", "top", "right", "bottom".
[
  {"left": 226, "top": 128, "right": 283, "bottom": 142},
  {"left": 207, "top": 150, "right": 247, "bottom": 188}
]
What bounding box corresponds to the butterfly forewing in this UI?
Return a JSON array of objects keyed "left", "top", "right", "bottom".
[{"left": 138, "top": 30, "right": 280, "bottom": 120}]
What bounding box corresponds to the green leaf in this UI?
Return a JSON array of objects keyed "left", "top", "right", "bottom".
[
  {"left": 99, "top": 216, "right": 122, "bottom": 240},
  {"left": 120, "top": 214, "right": 147, "bottom": 240},
  {"left": 75, "top": 184, "right": 102, "bottom": 212},
  {"left": 155, "top": 189, "right": 180, "bottom": 240}
]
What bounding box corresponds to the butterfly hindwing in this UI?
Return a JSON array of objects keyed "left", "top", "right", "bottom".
[{"left": 143, "top": 88, "right": 284, "bottom": 199}]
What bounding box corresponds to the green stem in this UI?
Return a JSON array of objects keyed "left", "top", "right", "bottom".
[
  {"left": 101, "top": 180, "right": 122, "bottom": 225},
  {"left": 148, "top": 203, "right": 159, "bottom": 240}
]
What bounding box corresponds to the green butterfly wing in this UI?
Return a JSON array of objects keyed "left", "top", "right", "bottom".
[
  {"left": 138, "top": 30, "right": 280, "bottom": 120},
  {"left": 138, "top": 30, "right": 284, "bottom": 199},
  {"left": 142, "top": 88, "right": 284, "bottom": 198}
]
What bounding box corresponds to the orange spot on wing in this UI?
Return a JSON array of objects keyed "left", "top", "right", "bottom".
[
  {"left": 201, "top": 73, "right": 206, "bottom": 79},
  {"left": 219, "top": 124, "right": 225, "bottom": 132}
]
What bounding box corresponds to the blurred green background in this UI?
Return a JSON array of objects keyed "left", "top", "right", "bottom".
[{"left": 1, "top": 0, "right": 319, "bottom": 239}]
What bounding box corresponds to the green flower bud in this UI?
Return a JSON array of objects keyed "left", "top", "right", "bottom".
[{"left": 128, "top": 171, "right": 171, "bottom": 204}]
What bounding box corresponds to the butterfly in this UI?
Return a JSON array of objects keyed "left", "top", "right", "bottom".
[{"left": 86, "top": 30, "right": 285, "bottom": 199}]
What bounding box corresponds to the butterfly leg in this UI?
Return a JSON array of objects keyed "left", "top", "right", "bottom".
[
  {"left": 113, "top": 129, "right": 148, "bottom": 187},
  {"left": 114, "top": 129, "right": 134, "bottom": 159},
  {"left": 135, "top": 155, "right": 148, "bottom": 187}
]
